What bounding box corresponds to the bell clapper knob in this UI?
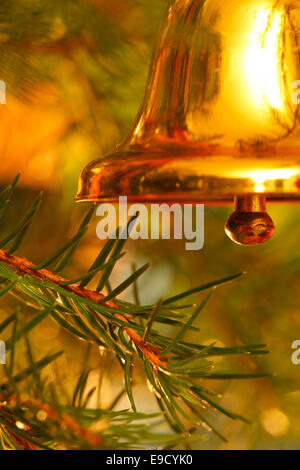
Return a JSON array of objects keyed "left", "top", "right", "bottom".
[{"left": 224, "top": 195, "right": 275, "bottom": 246}]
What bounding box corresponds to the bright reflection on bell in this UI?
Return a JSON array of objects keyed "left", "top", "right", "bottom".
[
  {"left": 250, "top": 168, "right": 300, "bottom": 192},
  {"left": 77, "top": 0, "right": 300, "bottom": 246},
  {"left": 244, "top": 7, "right": 284, "bottom": 111}
]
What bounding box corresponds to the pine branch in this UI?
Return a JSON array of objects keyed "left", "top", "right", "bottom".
[
  {"left": 0, "top": 394, "right": 102, "bottom": 449},
  {"left": 0, "top": 307, "right": 195, "bottom": 450},
  {"left": 0, "top": 249, "right": 166, "bottom": 369},
  {"left": 0, "top": 178, "right": 271, "bottom": 448}
]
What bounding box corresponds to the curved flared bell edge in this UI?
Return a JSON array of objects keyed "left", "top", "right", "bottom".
[{"left": 76, "top": 147, "right": 300, "bottom": 204}]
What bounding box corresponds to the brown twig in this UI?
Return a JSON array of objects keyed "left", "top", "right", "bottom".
[
  {"left": 0, "top": 249, "right": 166, "bottom": 369},
  {"left": 0, "top": 394, "right": 102, "bottom": 449},
  {"left": 0, "top": 408, "right": 38, "bottom": 450}
]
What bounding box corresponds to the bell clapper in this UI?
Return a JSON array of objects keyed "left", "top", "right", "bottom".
[{"left": 224, "top": 195, "right": 275, "bottom": 246}]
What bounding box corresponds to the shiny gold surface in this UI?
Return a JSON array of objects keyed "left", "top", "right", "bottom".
[{"left": 77, "top": 0, "right": 300, "bottom": 204}]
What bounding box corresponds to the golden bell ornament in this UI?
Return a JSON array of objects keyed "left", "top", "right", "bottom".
[{"left": 77, "top": 0, "right": 300, "bottom": 246}]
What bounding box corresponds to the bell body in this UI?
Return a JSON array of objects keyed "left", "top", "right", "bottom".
[{"left": 77, "top": 0, "right": 300, "bottom": 204}]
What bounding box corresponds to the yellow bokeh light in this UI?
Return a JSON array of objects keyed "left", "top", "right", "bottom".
[{"left": 261, "top": 408, "right": 289, "bottom": 437}]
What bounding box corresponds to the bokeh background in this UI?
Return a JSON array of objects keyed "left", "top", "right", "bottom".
[{"left": 0, "top": 0, "right": 300, "bottom": 450}]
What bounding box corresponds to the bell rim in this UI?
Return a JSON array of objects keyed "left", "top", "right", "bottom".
[{"left": 76, "top": 146, "right": 300, "bottom": 204}]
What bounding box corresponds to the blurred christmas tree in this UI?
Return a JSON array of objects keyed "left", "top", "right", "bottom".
[{"left": 0, "top": 0, "right": 167, "bottom": 199}]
